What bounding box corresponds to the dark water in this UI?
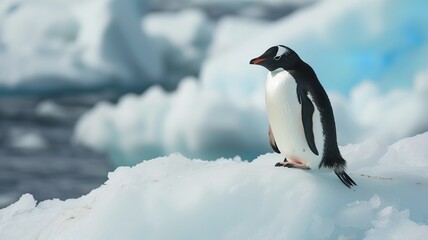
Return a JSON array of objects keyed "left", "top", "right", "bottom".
[{"left": 0, "top": 94, "right": 117, "bottom": 208}]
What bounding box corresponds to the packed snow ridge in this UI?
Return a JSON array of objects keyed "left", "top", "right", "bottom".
[{"left": 1, "top": 132, "right": 428, "bottom": 240}]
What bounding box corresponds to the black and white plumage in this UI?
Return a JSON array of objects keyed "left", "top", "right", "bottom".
[{"left": 250, "top": 45, "right": 356, "bottom": 188}]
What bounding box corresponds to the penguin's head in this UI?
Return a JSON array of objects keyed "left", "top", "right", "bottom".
[{"left": 250, "top": 45, "right": 300, "bottom": 71}]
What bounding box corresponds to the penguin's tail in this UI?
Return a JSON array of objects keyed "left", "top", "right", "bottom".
[
  {"left": 319, "top": 153, "right": 357, "bottom": 188},
  {"left": 334, "top": 170, "right": 357, "bottom": 189}
]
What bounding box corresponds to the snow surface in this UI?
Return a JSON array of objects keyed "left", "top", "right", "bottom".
[
  {"left": 1, "top": 133, "right": 428, "bottom": 239},
  {"left": 75, "top": 0, "right": 428, "bottom": 165},
  {"left": 0, "top": 0, "right": 162, "bottom": 94}
]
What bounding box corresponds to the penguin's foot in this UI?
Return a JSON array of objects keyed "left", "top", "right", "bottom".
[{"left": 275, "top": 161, "right": 310, "bottom": 169}]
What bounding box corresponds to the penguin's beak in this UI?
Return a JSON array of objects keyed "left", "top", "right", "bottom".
[{"left": 250, "top": 58, "right": 267, "bottom": 65}]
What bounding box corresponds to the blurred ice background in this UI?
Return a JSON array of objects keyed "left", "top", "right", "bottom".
[{"left": 1, "top": 0, "right": 427, "bottom": 207}]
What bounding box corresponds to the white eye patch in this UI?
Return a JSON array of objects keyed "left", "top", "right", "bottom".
[{"left": 275, "top": 45, "right": 287, "bottom": 58}]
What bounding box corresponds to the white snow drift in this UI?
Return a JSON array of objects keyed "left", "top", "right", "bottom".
[
  {"left": 331, "top": 72, "right": 428, "bottom": 144},
  {"left": 75, "top": 78, "right": 268, "bottom": 166},
  {"left": 2, "top": 132, "right": 428, "bottom": 240},
  {"left": 75, "top": 0, "right": 428, "bottom": 165}
]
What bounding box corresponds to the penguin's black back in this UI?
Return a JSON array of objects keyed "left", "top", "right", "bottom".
[{"left": 287, "top": 61, "right": 346, "bottom": 170}]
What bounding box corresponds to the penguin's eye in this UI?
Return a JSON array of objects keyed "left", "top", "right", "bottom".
[{"left": 274, "top": 55, "right": 281, "bottom": 60}]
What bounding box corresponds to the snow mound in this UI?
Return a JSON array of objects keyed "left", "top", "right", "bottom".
[
  {"left": 1, "top": 133, "right": 428, "bottom": 239},
  {"left": 0, "top": 0, "right": 162, "bottom": 95},
  {"left": 331, "top": 73, "right": 428, "bottom": 144},
  {"left": 75, "top": 78, "right": 268, "bottom": 166}
]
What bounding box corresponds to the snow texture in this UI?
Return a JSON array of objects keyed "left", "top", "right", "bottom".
[
  {"left": 75, "top": 0, "right": 428, "bottom": 165},
  {"left": 1, "top": 132, "right": 428, "bottom": 240},
  {"left": 0, "top": 0, "right": 162, "bottom": 94}
]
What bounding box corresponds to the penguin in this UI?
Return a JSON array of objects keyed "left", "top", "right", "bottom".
[{"left": 250, "top": 45, "right": 356, "bottom": 188}]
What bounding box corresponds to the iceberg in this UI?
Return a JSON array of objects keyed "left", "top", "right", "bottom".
[
  {"left": 75, "top": 0, "right": 428, "bottom": 165},
  {"left": 142, "top": 9, "right": 213, "bottom": 89},
  {"left": 1, "top": 133, "right": 428, "bottom": 239},
  {"left": 202, "top": 0, "right": 428, "bottom": 96},
  {"left": 7, "top": 129, "right": 47, "bottom": 151},
  {"left": 0, "top": 0, "right": 162, "bottom": 95}
]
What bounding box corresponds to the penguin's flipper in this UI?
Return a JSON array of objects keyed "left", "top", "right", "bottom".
[
  {"left": 297, "top": 87, "right": 319, "bottom": 155},
  {"left": 269, "top": 125, "right": 281, "bottom": 154}
]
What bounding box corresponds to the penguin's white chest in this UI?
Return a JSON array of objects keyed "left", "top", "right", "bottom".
[{"left": 265, "top": 70, "right": 324, "bottom": 168}]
